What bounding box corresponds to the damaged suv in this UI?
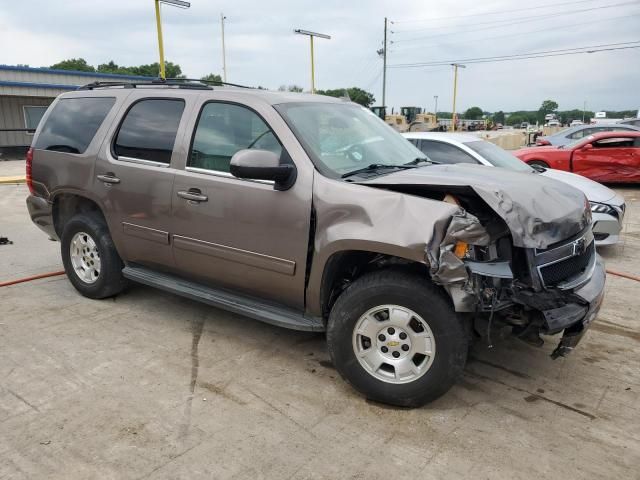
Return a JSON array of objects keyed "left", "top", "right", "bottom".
[{"left": 26, "top": 81, "right": 605, "bottom": 407}]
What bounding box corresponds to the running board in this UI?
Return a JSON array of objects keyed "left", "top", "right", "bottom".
[{"left": 122, "top": 265, "right": 325, "bottom": 332}]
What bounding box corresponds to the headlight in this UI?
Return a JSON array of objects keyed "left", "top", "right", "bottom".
[{"left": 589, "top": 202, "right": 615, "bottom": 215}]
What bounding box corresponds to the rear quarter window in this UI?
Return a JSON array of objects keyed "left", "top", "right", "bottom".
[
  {"left": 34, "top": 97, "right": 116, "bottom": 154},
  {"left": 113, "top": 99, "right": 185, "bottom": 164}
]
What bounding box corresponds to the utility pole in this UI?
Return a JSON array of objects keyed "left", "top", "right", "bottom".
[
  {"left": 451, "top": 63, "right": 465, "bottom": 132},
  {"left": 154, "top": 1, "right": 166, "bottom": 79},
  {"left": 221, "top": 13, "right": 227, "bottom": 82},
  {"left": 294, "top": 29, "right": 331, "bottom": 94},
  {"left": 153, "top": 0, "right": 190, "bottom": 80},
  {"left": 582, "top": 100, "right": 586, "bottom": 123},
  {"left": 434, "top": 95, "right": 438, "bottom": 122},
  {"left": 382, "top": 17, "right": 388, "bottom": 109}
]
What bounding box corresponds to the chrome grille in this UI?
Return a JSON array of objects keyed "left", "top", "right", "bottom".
[
  {"left": 534, "top": 229, "right": 596, "bottom": 288},
  {"left": 540, "top": 240, "right": 595, "bottom": 285}
]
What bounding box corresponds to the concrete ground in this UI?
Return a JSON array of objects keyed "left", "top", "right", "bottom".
[{"left": 1, "top": 159, "right": 639, "bottom": 479}]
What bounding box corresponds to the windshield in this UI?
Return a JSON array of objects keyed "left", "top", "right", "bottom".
[
  {"left": 464, "top": 140, "right": 533, "bottom": 172},
  {"left": 275, "top": 102, "right": 427, "bottom": 178}
]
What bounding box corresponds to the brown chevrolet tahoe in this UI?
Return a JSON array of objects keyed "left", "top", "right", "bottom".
[{"left": 26, "top": 80, "right": 605, "bottom": 407}]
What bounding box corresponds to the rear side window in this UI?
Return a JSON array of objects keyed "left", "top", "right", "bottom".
[
  {"left": 420, "top": 140, "right": 477, "bottom": 164},
  {"left": 568, "top": 128, "right": 592, "bottom": 139},
  {"left": 114, "top": 99, "right": 185, "bottom": 164},
  {"left": 34, "top": 97, "right": 115, "bottom": 154}
]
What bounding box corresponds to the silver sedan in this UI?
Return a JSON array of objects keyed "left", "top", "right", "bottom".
[
  {"left": 403, "top": 132, "right": 625, "bottom": 246},
  {"left": 535, "top": 124, "right": 639, "bottom": 147}
]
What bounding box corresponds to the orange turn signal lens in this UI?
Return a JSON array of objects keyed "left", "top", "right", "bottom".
[{"left": 454, "top": 241, "right": 469, "bottom": 259}]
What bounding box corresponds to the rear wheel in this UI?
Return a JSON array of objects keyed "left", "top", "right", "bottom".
[
  {"left": 326, "top": 269, "right": 468, "bottom": 407},
  {"left": 528, "top": 160, "right": 550, "bottom": 169},
  {"left": 61, "top": 213, "right": 126, "bottom": 299}
]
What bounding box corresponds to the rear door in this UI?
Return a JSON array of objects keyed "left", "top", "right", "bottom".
[
  {"left": 572, "top": 136, "right": 640, "bottom": 182},
  {"left": 94, "top": 91, "right": 193, "bottom": 270},
  {"left": 170, "top": 96, "right": 313, "bottom": 309}
]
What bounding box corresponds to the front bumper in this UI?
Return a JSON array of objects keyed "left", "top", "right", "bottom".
[
  {"left": 545, "top": 255, "right": 606, "bottom": 358},
  {"left": 26, "top": 195, "right": 57, "bottom": 240},
  {"left": 592, "top": 211, "right": 623, "bottom": 246}
]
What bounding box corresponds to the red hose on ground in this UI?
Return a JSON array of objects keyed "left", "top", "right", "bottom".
[
  {"left": 0, "top": 270, "right": 66, "bottom": 287},
  {"left": 606, "top": 269, "right": 640, "bottom": 282},
  {"left": 0, "top": 268, "right": 638, "bottom": 289}
]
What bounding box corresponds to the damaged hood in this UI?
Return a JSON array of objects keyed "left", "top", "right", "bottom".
[{"left": 360, "top": 163, "right": 591, "bottom": 249}]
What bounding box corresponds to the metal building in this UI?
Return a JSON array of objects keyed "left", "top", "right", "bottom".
[{"left": 0, "top": 65, "right": 151, "bottom": 156}]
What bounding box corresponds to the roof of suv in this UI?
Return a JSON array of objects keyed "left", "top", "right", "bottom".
[{"left": 62, "top": 84, "right": 347, "bottom": 106}]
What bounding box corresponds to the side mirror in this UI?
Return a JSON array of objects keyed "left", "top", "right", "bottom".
[
  {"left": 581, "top": 143, "right": 593, "bottom": 150},
  {"left": 230, "top": 149, "right": 296, "bottom": 191}
]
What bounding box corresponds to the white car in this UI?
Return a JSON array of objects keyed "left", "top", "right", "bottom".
[
  {"left": 403, "top": 132, "right": 625, "bottom": 246},
  {"left": 570, "top": 120, "right": 584, "bottom": 127}
]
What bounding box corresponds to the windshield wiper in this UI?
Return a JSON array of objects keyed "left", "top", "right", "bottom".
[
  {"left": 341, "top": 163, "right": 416, "bottom": 179},
  {"left": 405, "top": 157, "right": 441, "bottom": 166}
]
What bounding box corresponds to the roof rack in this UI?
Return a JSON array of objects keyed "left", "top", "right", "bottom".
[
  {"left": 174, "top": 78, "right": 255, "bottom": 89},
  {"left": 78, "top": 79, "right": 213, "bottom": 90},
  {"left": 78, "top": 78, "right": 255, "bottom": 91}
]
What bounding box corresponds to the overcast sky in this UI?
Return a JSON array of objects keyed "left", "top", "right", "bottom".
[{"left": 1, "top": 0, "right": 639, "bottom": 112}]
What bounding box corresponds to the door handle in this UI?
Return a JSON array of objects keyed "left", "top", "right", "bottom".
[
  {"left": 96, "top": 173, "right": 121, "bottom": 185},
  {"left": 177, "top": 189, "right": 208, "bottom": 203}
]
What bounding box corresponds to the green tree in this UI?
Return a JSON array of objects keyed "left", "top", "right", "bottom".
[
  {"left": 506, "top": 114, "right": 525, "bottom": 126},
  {"left": 538, "top": 99, "right": 558, "bottom": 123},
  {"left": 201, "top": 73, "right": 223, "bottom": 85},
  {"left": 96, "top": 60, "right": 183, "bottom": 78},
  {"left": 316, "top": 87, "right": 376, "bottom": 108},
  {"left": 278, "top": 85, "right": 304, "bottom": 92},
  {"left": 492, "top": 110, "right": 505, "bottom": 124},
  {"left": 50, "top": 58, "right": 95, "bottom": 72},
  {"left": 464, "top": 106, "right": 483, "bottom": 120}
]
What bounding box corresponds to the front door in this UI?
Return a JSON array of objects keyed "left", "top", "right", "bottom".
[
  {"left": 572, "top": 136, "right": 640, "bottom": 183},
  {"left": 170, "top": 100, "right": 313, "bottom": 309},
  {"left": 94, "top": 94, "right": 188, "bottom": 270}
]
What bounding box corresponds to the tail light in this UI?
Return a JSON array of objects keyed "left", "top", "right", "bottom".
[
  {"left": 26, "top": 147, "right": 35, "bottom": 195},
  {"left": 536, "top": 139, "right": 551, "bottom": 146}
]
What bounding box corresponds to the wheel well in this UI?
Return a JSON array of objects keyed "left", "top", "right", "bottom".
[
  {"left": 527, "top": 159, "right": 549, "bottom": 167},
  {"left": 53, "top": 194, "right": 106, "bottom": 237},
  {"left": 320, "top": 251, "right": 430, "bottom": 319}
]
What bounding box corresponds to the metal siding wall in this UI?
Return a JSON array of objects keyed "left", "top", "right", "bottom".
[{"left": 0, "top": 96, "right": 53, "bottom": 147}]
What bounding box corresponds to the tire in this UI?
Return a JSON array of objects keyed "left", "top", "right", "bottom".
[
  {"left": 528, "top": 160, "right": 549, "bottom": 169},
  {"left": 326, "top": 269, "right": 468, "bottom": 408},
  {"left": 61, "top": 213, "right": 126, "bottom": 299}
]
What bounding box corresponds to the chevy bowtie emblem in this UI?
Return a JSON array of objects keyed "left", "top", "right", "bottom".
[
  {"left": 571, "top": 238, "right": 586, "bottom": 256},
  {"left": 387, "top": 341, "right": 400, "bottom": 347}
]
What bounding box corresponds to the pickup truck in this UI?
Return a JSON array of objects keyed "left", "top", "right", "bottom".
[{"left": 26, "top": 80, "right": 605, "bottom": 407}]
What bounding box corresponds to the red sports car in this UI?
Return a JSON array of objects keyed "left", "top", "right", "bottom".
[{"left": 515, "top": 131, "right": 640, "bottom": 183}]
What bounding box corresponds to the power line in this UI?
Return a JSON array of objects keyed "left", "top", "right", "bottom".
[
  {"left": 388, "top": 41, "right": 640, "bottom": 68},
  {"left": 391, "top": 1, "right": 639, "bottom": 35},
  {"left": 391, "top": 13, "right": 640, "bottom": 52},
  {"left": 391, "top": 1, "right": 640, "bottom": 43},
  {"left": 391, "top": 0, "right": 608, "bottom": 24}
]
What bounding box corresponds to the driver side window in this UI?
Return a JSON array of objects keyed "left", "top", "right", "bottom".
[{"left": 189, "top": 102, "right": 282, "bottom": 173}]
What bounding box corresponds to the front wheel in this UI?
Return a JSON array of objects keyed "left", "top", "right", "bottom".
[{"left": 326, "top": 270, "right": 468, "bottom": 407}]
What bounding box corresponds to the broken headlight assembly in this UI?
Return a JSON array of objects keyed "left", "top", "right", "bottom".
[{"left": 589, "top": 201, "right": 615, "bottom": 216}]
